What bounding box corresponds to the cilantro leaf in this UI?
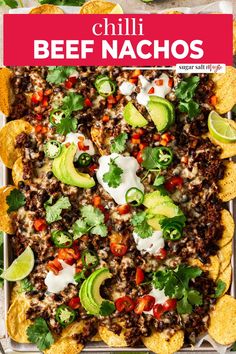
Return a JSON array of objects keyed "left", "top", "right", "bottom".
[
  {"left": 27, "top": 318, "right": 54, "bottom": 351},
  {"left": 103, "top": 158, "right": 123, "bottom": 188},
  {"left": 74, "top": 270, "right": 86, "bottom": 284},
  {"left": 46, "top": 67, "right": 77, "bottom": 85},
  {"left": 177, "top": 292, "right": 193, "bottom": 314},
  {"left": 44, "top": 196, "right": 71, "bottom": 224},
  {"left": 55, "top": 115, "right": 77, "bottom": 135},
  {"left": 110, "top": 133, "right": 128, "bottom": 154},
  {"left": 73, "top": 205, "right": 107, "bottom": 239},
  {"left": 131, "top": 211, "right": 153, "bottom": 239},
  {"left": 215, "top": 279, "right": 226, "bottom": 298},
  {"left": 0, "top": 0, "right": 18, "bottom": 7},
  {"left": 187, "top": 289, "right": 203, "bottom": 306},
  {"left": 175, "top": 76, "right": 200, "bottom": 119},
  {"left": 20, "top": 278, "right": 34, "bottom": 293},
  {"left": 6, "top": 189, "right": 25, "bottom": 213},
  {"left": 61, "top": 92, "right": 84, "bottom": 113},
  {"left": 153, "top": 175, "right": 165, "bottom": 187},
  {"left": 99, "top": 300, "right": 116, "bottom": 316},
  {"left": 40, "top": 0, "right": 85, "bottom": 5}
]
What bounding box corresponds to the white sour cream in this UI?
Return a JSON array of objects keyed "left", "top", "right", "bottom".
[
  {"left": 63, "top": 132, "right": 95, "bottom": 160},
  {"left": 144, "top": 287, "right": 169, "bottom": 315},
  {"left": 133, "top": 230, "right": 164, "bottom": 255},
  {"left": 96, "top": 153, "right": 144, "bottom": 205},
  {"left": 45, "top": 260, "right": 76, "bottom": 294},
  {"left": 137, "top": 73, "right": 171, "bottom": 107},
  {"left": 119, "top": 81, "right": 136, "bottom": 96}
]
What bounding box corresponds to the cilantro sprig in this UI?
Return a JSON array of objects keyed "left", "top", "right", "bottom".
[
  {"left": 152, "top": 264, "right": 203, "bottom": 314},
  {"left": 131, "top": 211, "right": 153, "bottom": 239},
  {"left": 103, "top": 158, "right": 123, "bottom": 188},
  {"left": 110, "top": 133, "right": 128, "bottom": 154},
  {"left": 27, "top": 318, "right": 54, "bottom": 351},
  {"left": 6, "top": 189, "right": 25, "bottom": 213},
  {"left": 46, "top": 66, "right": 77, "bottom": 85},
  {"left": 73, "top": 205, "right": 108, "bottom": 239},
  {"left": 44, "top": 196, "right": 71, "bottom": 224},
  {"left": 0, "top": 0, "right": 18, "bottom": 8},
  {"left": 99, "top": 300, "right": 116, "bottom": 316},
  {"left": 175, "top": 76, "right": 200, "bottom": 119}
]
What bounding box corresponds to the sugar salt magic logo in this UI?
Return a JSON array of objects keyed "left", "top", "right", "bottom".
[{"left": 34, "top": 17, "right": 204, "bottom": 60}]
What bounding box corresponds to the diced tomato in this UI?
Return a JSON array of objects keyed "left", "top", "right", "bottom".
[
  {"left": 93, "top": 195, "right": 101, "bottom": 207},
  {"left": 135, "top": 267, "right": 145, "bottom": 285},
  {"left": 115, "top": 296, "right": 135, "bottom": 312},
  {"left": 115, "top": 94, "right": 122, "bottom": 101},
  {"left": 85, "top": 98, "right": 92, "bottom": 107},
  {"left": 76, "top": 259, "right": 83, "bottom": 272},
  {"left": 134, "top": 295, "right": 155, "bottom": 314},
  {"left": 136, "top": 128, "right": 145, "bottom": 136},
  {"left": 42, "top": 97, "right": 48, "bottom": 107},
  {"left": 117, "top": 204, "right": 130, "bottom": 215},
  {"left": 148, "top": 87, "right": 155, "bottom": 94},
  {"left": 131, "top": 138, "right": 140, "bottom": 145},
  {"left": 88, "top": 164, "right": 98, "bottom": 175},
  {"left": 153, "top": 133, "right": 161, "bottom": 141},
  {"left": 102, "top": 115, "right": 110, "bottom": 123},
  {"left": 34, "top": 218, "right": 47, "bottom": 232},
  {"left": 160, "top": 139, "right": 168, "bottom": 146},
  {"left": 41, "top": 126, "right": 48, "bottom": 134},
  {"left": 132, "top": 133, "right": 141, "bottom": 139},
  {"left": 65, "top": 142, "right": 71, "bottom": 148},
  {"left": 168, "top": 78, "right": 174, "bottom": 87},
  {"left": 129, "top": 78, "right": 138, "bottom": 84},
  {"left": 107, "top": 95, "right": 117, "bottom": 104},
  {"left": 68, "top": 297, "right": 80, "bottom": 310},
  {"left": 163, "top": 299, "right": 177, "bottom": 312},
  {"left": 210, "top": 95, "right": 217, "bottom": 106},
  {"left": 161, "top": 133, "right": 172, "bottom": 143},
  {"left": 44, "top": 89, "right": 53, "bottom": 96},
  {"left": 78, "top": 141, "right": 89, "bottom": 151},
  {"left": 131, "top": 69, "right": 141, "bottom": 78},
  {"left": 164, "top": 176, "right": 183, "bottom": 192},
  {"left": 31, "top": 91, "right": 43, "bottom": 104},
  {"left": 47, "top": 258, "right": 62, "bottom": 275},
  {"left": 58, "top": 248, "right": 80, "bottom": 265},
  {"left": 136, "top": 151, "right": 143, "bottom": 164},
  {"left": 69, "top": 76, "right": 77, "bottom": 85},
  {"left": 155, "top": 248, "right": 167, "bottom": 260},
  {"left": 153, "top": 303, "right": 165, "bottom": 319},
  {"left": 65, "top": 80, "right": 73, "bottom": 89},
  {"left": 139, "top": 143, "right": 147, "bottom": 151},
  {"left": 110, "top": 242, "right": 128, "bottom": 257},
  {"left": 36, "top": 114, "right": 43, "bottom": 121},
  {"left": 155, "top": 79, "right": 164, "bottom": 86}
]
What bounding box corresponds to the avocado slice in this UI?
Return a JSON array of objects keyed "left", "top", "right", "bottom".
[
  {"left": 53, "top": 143, "right": 95, "bottom": 189},
  {"left": 147, "top": 96, "right": 175, "bottom": 132},
  {"left": 143, "top": 191, "right": 172, "bottom": 209},
  {"left": 147, "top": 215, "right": 164, "bottom": 230},
  {"left": 79, "top": 268, "right": 112, "bottom": 316},
  {"left": 149, "top": 202, "right": 180, "bottom": 218},
  {"left": 123, "top": 102, "right": 148, "bottom": 127}
]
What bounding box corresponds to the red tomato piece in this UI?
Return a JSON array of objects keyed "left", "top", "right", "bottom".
[
  {"left": 117, "top": 204, "right": 130, "bottom": 215},
  {"left": 47, "top": 258, "right": 62, "bottom": 275},
  {"left": 68, "top": 297, "right": 81, "bottom": 310},
  {"left": 155, "top": 248, "right": 167, "bottom": 260},
  {"left": 34, "top": 218, "right": 47, "bottom": 232},
  {"left": 135, "top": 267, "right": 145, "bottom": 285},
  {"left": 163, "top": 299, "right": 177, "bottom": 312},
  {"left": 164, "top": 176, "right": 183, "bottom": 192},
  {"left": 110, "top": 243, "right": 128, "bottom": 257},
  {"left": 115, "top": 296, "right": 135, "bottom": 312},
  {"left": 134, "top": 295, "right": 155, "bottom": 314},
  {"left": 153, "top": 303, "right": 165, "bottom": 319}
]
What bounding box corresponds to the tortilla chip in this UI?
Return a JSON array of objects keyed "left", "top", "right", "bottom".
[
  {"left": 12, "top": 157, "right": 25, "bottom": 186},
  {"left": 233, "top": 20, "right": 236, "bottom": 55},
  {"left": 91, "top": 332, "right": 102, "bottom": 341},
  {"left": 80, "top": 0, "right": 118, "bottom": 14},
  {"left": 44, "top": 322, "right": 84, "bottom": 354},
  {"left": 218, "top": 241, "right": 232, "bottom": 273},
  {"left": 218, "top": 161, "right": 236, "bottom": 202},
  {"left": 0, "top": 119, "right": 33, "bottom": 168},
  {"left": 211, "top": 66, "right": 236, "bottom": 114},
  {"left": 29, "top": 4, "right": 64, "bottom": 13},
  {"left": 142, "top": 330, "right": 184, "bottom": 354},
  {"left": 208, "top": 295, "right": 236, "bottom": 345},
  {"left": 164, "top": 11, "right": 183, "bottom": 14},
  {"left": 90, "top": 125, "right": 110, "bottom": 155},
  {"left": 0, "top": 185, "right": 16, "bottom": 234},
  {"left": 217, "top": 264, "right": 232, "bottom": 296},
  {"left": 217, "top": 209, "right": 235, "bottom": 248},
  {"left": 206, "top": 131, "right": 236, "bottom": 159},
  {"left": 188, "top": 255, "right": 220, "bottom": 281},
  {"left": 7, "top": 293, "right": 32, "bottom": 343},
  {"left": 98, "top": 325, "right": 128, "bottom": 347},
  {"left": 0, "top": 67, "right": 13, "bottom": 116}
]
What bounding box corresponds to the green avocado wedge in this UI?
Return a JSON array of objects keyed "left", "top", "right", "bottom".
[
  {"left": 147, "top": 96, "right": 175, "bottom": 132},
  {"left": 149, "top": 201, "right": 180, "bottom": 218},
  {"left": 143, "top": 191, "right": 172, "bottom": 209},
  {"left": 79, "top": 268, "right": 113, "bottom": 316},
  {"left": 123, "top": 102, "right": 148, "bottom": 127},
  {"left": 52, "top": 143, "right": 95, "bottom": 189}
]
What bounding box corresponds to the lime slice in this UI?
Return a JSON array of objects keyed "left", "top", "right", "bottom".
[
  {"left": 208, "top": 111, "right": 236, "bottom": 143},
  {"left": 1, "top": 246, "right": 34, "bottom": 281},
  {"left": 110, "top": 4, "right": 123, "bottom": 13}
]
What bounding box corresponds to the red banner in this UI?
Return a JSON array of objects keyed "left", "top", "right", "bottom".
[{"left": 3, "top": 14, "right": 233, "bottom": 66}]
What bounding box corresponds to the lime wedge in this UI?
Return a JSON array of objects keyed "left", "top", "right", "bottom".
[
  {"left": 1, "top": 246, "right": 34, "bottom": 281},
  {"left": 110, "top": 4, "right": 123, "bottom": 13},
  {"left": 208, "top": 111, "right": 236, "bottom": 143}
]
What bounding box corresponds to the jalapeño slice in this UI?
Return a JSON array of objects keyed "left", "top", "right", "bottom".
[{"left": 125, "top": 187, "right": 144, "bottom": 206}]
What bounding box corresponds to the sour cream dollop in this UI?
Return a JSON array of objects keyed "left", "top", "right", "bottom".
[
  {"left": 133, "top": 230, "right": 164, "bottom": 255},
  {"left": 96, "top": 153, "right": 144, "bottom": 205},
  {"left": 63, "top": 132, "right": 95, "bottom": 160},
  {"left": 144, "top": 288, "right": 169, "bottom": 315},
  {"left": 119, "top": 81, "right": 136, "bottom": 96},
  {"left": 137, "top": 73, "right": 171, "bottom": 106},
  {"left": 45, "top": 260, "right": 76, "bottom": 294}
]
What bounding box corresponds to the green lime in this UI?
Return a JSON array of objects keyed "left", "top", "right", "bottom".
[
  {"left": 208, "top": 111, "right": 236, "bottom": 143},
  {"left": 1, "top": 246, "right": 34, "bottom": 281}
]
